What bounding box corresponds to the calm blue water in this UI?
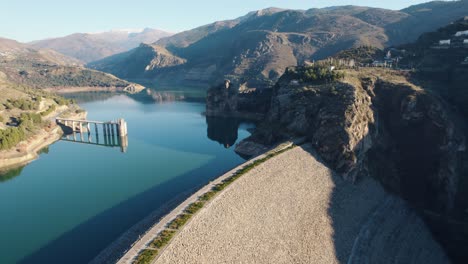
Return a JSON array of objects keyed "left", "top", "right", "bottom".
[{"left": 0, "top": 92, "right": 253, "bottom": 264}]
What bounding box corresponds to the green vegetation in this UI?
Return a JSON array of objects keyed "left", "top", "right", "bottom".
[
  {"left": 132, "top": 144, "right": 296, "bottom": 263},
  {"left": 132, "top": 249, "right": 158, "bottom": 264},
  {"left": 334, "top": 46, "right": 384, "bottom": 64},
  {"left": 4, "top": 98, "right": 39, "bottom": 110},
  {"left": 40, "top": 104, "right": 56, "bottom": 117},
  {"left": 285, "top": 65, "right": 345, "bottom": 84},
  {"left": 0, "top": 115, "right": 4, "bottom": 123},
  {"left": 53, "top": 97, "right": 72, "bottom": 106},
  {"left": 149, "top": 230, "right": 176, "bottom": 249},
  {"left": 0, "top": 112, "right": 46, "bottom": 150},
  {"left": 20, "top": 113, "right": 42, "bottom": 127},
  {"left": 198, "top": 191, "right": 216, "bottom": 202},
  {"left": 167, "top": 214, "right": 192, "bottom": 230},
  {"left": 0, "top": 127, "right": 25, "bottom": 150},
  {"left": 184, "top": 201, "right": 204, "bottom": 214},
  {"left": 0, "top": 166, "right": 24, "bottom": 182}
]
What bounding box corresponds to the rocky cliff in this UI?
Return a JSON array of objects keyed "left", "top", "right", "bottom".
[
  {"left": 205, "top": 81, "right": 272, "bottom": 120},
  {"left": 230, "top": 66, "right": 468, "bottom": 262}
]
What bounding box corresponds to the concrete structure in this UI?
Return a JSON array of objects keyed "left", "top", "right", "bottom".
[
  {"left": 372, "top": 61, "right": 388, "bottom": 67},
  {"left": 455, "top": 30, "right": 468, "bottom": 37},
  {"left": 439, "top": 39, "right": 451, "bottom": 45},
  {"left": 463, "top": 57, "right": 468, "bottom": 65},
  {"left": 56, "top": 118, "right": 128, "bottom": 153}
]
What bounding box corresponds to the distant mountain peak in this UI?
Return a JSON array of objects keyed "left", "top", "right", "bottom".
[
  {"left": 244, "top": 7, "right": 287, "bottom": 19},
  {"left": 30, "top": 28, "right": 173, "bottom": 63},
  {"left": 110, "top": 28, "right": 145, "bottom": 34}
]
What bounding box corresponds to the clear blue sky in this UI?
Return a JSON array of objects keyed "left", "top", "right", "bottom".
[{"left": 2, "top": 0, "right": 434, "bottom": 42}]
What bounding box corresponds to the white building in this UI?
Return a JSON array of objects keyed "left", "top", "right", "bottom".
[
  {"left": 439, "top": 39, "right": 451, "bottom": 45},
  {"left": 455, "top": 30, "right": 468, "bottom": 37},
  {"left": 464, "top": 39, "right": 468, "bottom": 44},
  {"left": 290, "top": 80, "right": 299, "bottom": 86}
]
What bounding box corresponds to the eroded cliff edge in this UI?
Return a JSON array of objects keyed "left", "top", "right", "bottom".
[{"left": 206, "top": 66, "right": 468, "bottom": 262}]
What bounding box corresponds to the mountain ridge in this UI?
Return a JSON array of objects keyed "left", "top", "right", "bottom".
[
  {"left": 30, "top": 28, "right": 173, "bottom": 63},
  {"left": 89, "top": 1, "right": 468, "bottom": 89}
]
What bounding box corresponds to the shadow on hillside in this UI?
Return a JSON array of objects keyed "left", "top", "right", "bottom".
[{"left": 298, "top": 144, "right": 451, "bottom": 264}]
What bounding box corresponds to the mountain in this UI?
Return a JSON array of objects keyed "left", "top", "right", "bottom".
[
  {"left": 0, "top": 37, "right": 141, "bottom": 92},
  {"left": 205, "top": 18, "right": 468, "bottom": 262},
  {"left": 30, "top": 28, "right": 173, "bottom": 63},
  {"left": 88, "top": 1, "right": 468, "bottom": 89},
  {"left": 0, "top": 37, "right": 81, "bottom": 66}
]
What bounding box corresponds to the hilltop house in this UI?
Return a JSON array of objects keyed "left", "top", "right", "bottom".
[
  {"left": 463, "top": 57, "right": 468, "bottom": 65},
  {"left": 372, "top": 61, "right": 388, "bottom": 67},
  {"left": 439, "top": 39, "right": 451, "bottom": 45},
  {"left": 455, "top": 30, "right": 468, "bottom": 37}
]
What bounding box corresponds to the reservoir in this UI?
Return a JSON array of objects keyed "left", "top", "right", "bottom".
[{"left": 0, "top": 89, "right": 253, "bottom": 264}]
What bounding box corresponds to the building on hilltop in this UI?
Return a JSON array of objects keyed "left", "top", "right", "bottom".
[
  {"left": 462, "top": 57, "right": 468, "bottom": 65},
  {"left": 455, "top": 30, "right": 468, "bottom": 37},
  {"left": 439, "top": 39, "right": 451, "bottom": 45}
]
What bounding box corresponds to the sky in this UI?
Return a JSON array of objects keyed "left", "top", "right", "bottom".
[{"left": 1, "top": 0, "right": 435, "bottom": 42}]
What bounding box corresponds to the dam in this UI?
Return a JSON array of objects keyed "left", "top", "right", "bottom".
[{"left": 56, "top": 118, "right": 128, "bottom": 153}]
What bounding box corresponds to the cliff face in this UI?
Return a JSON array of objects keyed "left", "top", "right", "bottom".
[
  {"left": 265, "top": 74, "right": 374, "bottom": 182},
  {"left": 205, "top": 82, "right": 272, "bottom": 120},
  {"left": 232, "top": 67, "right": 468, "bottom": 261},
  {"left": 245, "top": 68, "right": 465, "bottom": 213}
]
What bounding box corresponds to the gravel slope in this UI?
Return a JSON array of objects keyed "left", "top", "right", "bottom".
[{"left": 155, "top": 145, "right": 449, "bottom": 264}]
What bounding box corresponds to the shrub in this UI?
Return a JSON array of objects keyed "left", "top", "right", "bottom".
[
  {"left": 19, "top": 113, "right": 42, "bottom": 126},
  {"left": 133, "top": 249, "right": 158, "bottom": 264},
  {"left": 184, "top": 202, "right": 204, "bottom": 215},
  {"left": 167, "top": 214, "right": 191, "bottom": 230},
  {"left": 285, "top": 65, "right": 345, "bottom": 84},
  {"left": 150, "top": 230, "right": 176, "bottom": 249},
  {"left": 40, "top": 104, "right": 56, "bottom": 117},
  {"left": 54, "top": 97, "right": 72, "bottom": 106},
  {"left": 199, "top": 191, "right": 216, "bottom": 202},
  {"left": 0, "top": 127, "right": 26, "bottom": 150},
  {"left": 5, "top": 98, "right": 39, "bottom": 110}
]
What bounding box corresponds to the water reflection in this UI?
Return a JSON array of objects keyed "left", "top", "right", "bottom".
[
  {"left": 0, "top": 91, "right": 253, "bottom": 264},
  {"left": 206, "top": 116, "right": 255, "bottom": 148},
  {"left": 0, "top": 165, "right": 25, "bottom": 183},
  {"left": 61, "top": 132, "right": 129, "bottom": 153},
  {"left": 65, "top": 89, "right": 206, "bottom": 105}
]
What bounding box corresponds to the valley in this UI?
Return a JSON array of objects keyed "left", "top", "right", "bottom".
[{"left": 0, "top": 1, "right": 467, "bottom": 264}]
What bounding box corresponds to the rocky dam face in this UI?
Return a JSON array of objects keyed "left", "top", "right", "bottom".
[{"left": 206, "top": 67, "right": 468, "bottom": 263}]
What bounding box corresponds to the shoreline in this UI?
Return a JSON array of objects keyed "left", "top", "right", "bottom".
[
  {"left": 0, "top": 108, "right": 86, "bottom": 172},
  {"left": 43, "top": 84, "right": 145, "bottom": 94},
  {"left": 91, "top": 140, "right": 300, "bottom": 264},
  {"left": 0, "top": 126, "right": 63, "bottom": 171}
]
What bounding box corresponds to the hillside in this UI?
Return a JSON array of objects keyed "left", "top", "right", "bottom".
[
  {"left": 392, "top": 17, "right": 468, "bottom": 116},
  {"left": 89, "top": 1, "right": 468, "bottom": 89},
  {"left": 0, "top": 37, "right": 142, "bottom": 92},
  {"left": 204, "top": 17, "right": 468, "bottom": 260},
  {"left": 30, "top": 28, "right": 173, "bottom": 63},
  {"left": 207, "top": 64, "right": 468, "bottom": 263},
  {"left": 0, "top": 70, "right": 79, "bottom": 156}
]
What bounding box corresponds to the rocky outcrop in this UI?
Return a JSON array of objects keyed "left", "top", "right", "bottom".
[
  {"left": 244, "top": 68, "right": 466, "bottom": 212},
  {"left": 205, "top": 82, "right": 272, "bottom": 120},
  {"left": 236, "top": 67, "right": 468, "bottom": 262}
]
